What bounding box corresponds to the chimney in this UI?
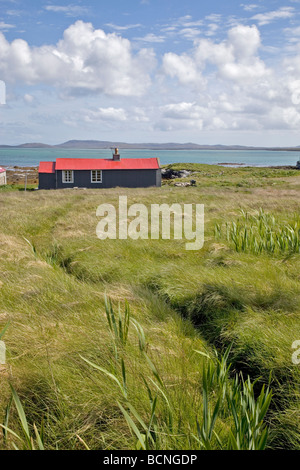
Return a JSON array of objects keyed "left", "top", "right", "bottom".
[{"left": 113, "top": 148, "right": 120, "bottom": 161}]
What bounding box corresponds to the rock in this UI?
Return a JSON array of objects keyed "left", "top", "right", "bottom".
[
  {"left": 174, "top": 182, "right": 191, "bottom": 187},
  {"left": 161, "top": 168, "right": 192, "bottom": 179}
]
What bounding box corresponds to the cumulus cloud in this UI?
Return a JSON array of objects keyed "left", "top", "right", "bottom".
[
  {"left": 162, "top": 52, "right": 202, "bottom": 85},
  {"left": 162, "top": 102, "right": 204, "bottom": 120},
  {"left": 289, "top": 80, "right": 300, "bottom": 104},
  {"left": 283, "top": 52, "right": 300, "bottom": 94},
  {"left": 0, "top": 21, "right": 155, "bottom": 97},
  {"left": 157, "top": 101, "right": 228, "bottom": 132},
  {"left": 3, "top": 16, "right": 300, "bottom": 139},
  {"left": 158, "top": 23, "right": 300, "bottom": 134},
  {"left": 163, "top": 25, "right": 269, "bottom": 86}
]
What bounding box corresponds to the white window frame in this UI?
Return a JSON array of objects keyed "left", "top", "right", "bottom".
[
  {"left": 62, "top": 170, "right": 74, "bottom": 184},
  {"left": 91, "top": 170, "right": 102, "bottom": 183}
]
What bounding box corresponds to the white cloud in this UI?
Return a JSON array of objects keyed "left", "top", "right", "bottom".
[
  {"left": 178, "top": 28, "right": 202, "bottom": 40},
  {"left": 0, "top": 21, "right": 15, "bottom": 31},
  {"left": 6, "top": 10, "right": 23, "bottom": 17},
  {"left": 3, "top": 14, "right": 300, "bottom": 141},
  {"left": 252, "top": 7, "right": 294, "bottom": 26},
  {"left": 157, "top": 101, "right": 227, "bottom": 132},
  {"left": 85, "top": 107, "right": 127, "bottom": 122},
  {"left": 105, "top": 23, "right": 142, "bottom": 31},
  {"left": 163, "top": 25, "right": 269, "bottom": 86},
  {"left": 23, "top": 93, "right": 35, "bottom": 104},
  {"left": 135, "top": 33, "right": 165, "bottom": 43},
  {"left": 162, "top": 52, "right": 201, "bottom": 85},
  {"left": 205, "top": 14, "right": 221, "bottom": 23},
  {"left": 44, "top": 5, "right": 89, "bottom": 17},
  {"left": 289, "top": 80, "right": 300, "bottom": 104},
  {"left": 205, "top": 23, "right": 219, "bottom": 37},
  {"left": 180, "top": 18, "right": 203, "bottom": 27},
  {"left": 240, "top": 4, "right": 259, "bottom": 12},
  {"left": 284, "top": 25, "right": 300, "bottom": 44},
  {"left": 157, "top": 24, "right": 300, "bottom": 134},
  {"left": 0, "top": 21, "right": 156, "bottom": 97},
  {"left": 162, "top": 102, "right": 204, "bottom": 120}
]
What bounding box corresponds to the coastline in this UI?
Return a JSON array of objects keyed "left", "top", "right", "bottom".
[
  {"left": 3, "top": 166, "right": 38, "bottom": 185},
  {"left": 2, "top": 163, "right": 298, "bottom": 186}
]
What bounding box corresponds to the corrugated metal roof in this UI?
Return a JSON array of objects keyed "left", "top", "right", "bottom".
[
  {"left": 0, "top": 167, "right": 6, "bottom": 174},
  {"left": 39, "top": 162, "right": 56, "bottom": 174},
  {"left": 55, "top": 158, "right": 160, "bottom": 171}
]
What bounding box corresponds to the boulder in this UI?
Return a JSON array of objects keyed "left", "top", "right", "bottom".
[
  {"left": 161, "top": 168, "right": 192, "bottom": 179},
  {"left": 174, "top": 182, "right": 191, "bottom": 187}
]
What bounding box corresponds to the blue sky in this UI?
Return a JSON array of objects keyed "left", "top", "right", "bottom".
[{"left": 0, "top": 0, "right": 300, "bottom": 145}]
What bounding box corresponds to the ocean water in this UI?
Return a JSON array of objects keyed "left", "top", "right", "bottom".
[{"left": 0, "top": 148, "right": 299, "bottom": 168}]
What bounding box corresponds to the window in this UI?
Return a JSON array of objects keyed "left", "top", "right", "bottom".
[
  {"left": 62, "top": 170, "right": 74, "bottom": 183},
  {"left": 91, "top": 170, "right": 102, "bottom": 183}
]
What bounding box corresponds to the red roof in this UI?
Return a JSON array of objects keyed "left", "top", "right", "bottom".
[
  {"left": 39, "top": 158, "right": 160, "bottom": 173},
  {"left": 55, "top": 158, "right": 159, "bottom": 171},
  {"left": 0, "top": 167, "right": 5, "bottom": 174},
  {"left": 39, "top": 162, "right": 56, "bottom": 174}
]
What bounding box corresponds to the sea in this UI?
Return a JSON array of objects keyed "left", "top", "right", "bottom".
[{"left": 0, "top": 148, "right": 300, "bottom": 168}]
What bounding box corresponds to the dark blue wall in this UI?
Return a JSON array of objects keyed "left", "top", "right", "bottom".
[
  {"left": 39, "top": 169, "right": 161, "bottom": 189},
  {"left": 39, "top": 173, "right": 56, "bottom": 190}
]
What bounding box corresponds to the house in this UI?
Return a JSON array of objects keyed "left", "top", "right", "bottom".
[
  {"left": 39, "top": 149, "right": 161, "bottom": 190},
  {"left": 0, "top": 167, "right": 6, "bottom": 186}
]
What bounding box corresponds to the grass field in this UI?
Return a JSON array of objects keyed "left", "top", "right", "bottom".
[{"left": 0, "top": 164, "right": 299, "bottom": 450}]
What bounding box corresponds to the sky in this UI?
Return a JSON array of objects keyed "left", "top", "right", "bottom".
[{"left": 1, "top": 0, "right": 300, "bottom": 146}]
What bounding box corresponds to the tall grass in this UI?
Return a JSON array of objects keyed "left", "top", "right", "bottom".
[
  {"left": 0, "top": 324, "right": 44, "bottom": 450},
  {"left": 1, "top": 384, "right": 45, "bottom": 450},
  {"left": 0, "top": 166, "right": 298, "bottom": 450},
  {"left": 215, "top": 208, "right": 300, "bottom": 255},
  {"left": 82, "top": 299, "right": 272, "bottom": 450}
]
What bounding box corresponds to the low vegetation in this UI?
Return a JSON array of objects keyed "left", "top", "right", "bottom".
[{"left": 0, "top": 164, "right": 299, "bottom": 449}]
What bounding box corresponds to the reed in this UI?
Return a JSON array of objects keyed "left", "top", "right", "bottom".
[
  {"left": 215, "top": 208, "right": 300, "bottom": 255},
  {"left": 82, "top": 300, "right": 272, "bottom": 450}
]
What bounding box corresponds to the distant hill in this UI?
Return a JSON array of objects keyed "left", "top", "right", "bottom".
[
  {"left": 0, "top": 140, "right": 300, "bottom": 151},
  {"left": 18, "top": 143, "right": 53, "bottom": 148},
  {"left": 0, "top": 142, "right": 53, "bottom": 149}
]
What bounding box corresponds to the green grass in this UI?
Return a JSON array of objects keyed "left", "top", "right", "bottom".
[
  {"left": 215, "top": 208, "right": 300, "bottom": 254},
  {"left": 0, "top": 184, "right": 37, "bottom": 192},
  {"left": 0, "top": 164, "right": 299, "bottom": 449}
]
